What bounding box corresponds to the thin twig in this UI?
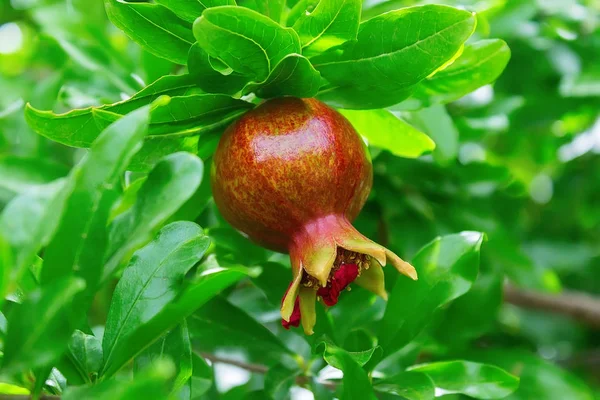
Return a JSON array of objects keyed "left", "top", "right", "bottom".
[
  {"left": 504, "top": 284, "right": 600, "bottom": 329},
  {"left": 200, "top": 353, "right": 268, "bottom": 374},
  {"left": 200, "top": 352, "right": 337, "bottom": 390}
]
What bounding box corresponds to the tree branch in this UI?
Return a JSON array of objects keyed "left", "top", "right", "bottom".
[
  {"left": 200, "top": 353, "right": 269, "bottom": 374},
  {"left": 504, "top": 284, "right": 600, "bottom": 329},
  {"left": 200, "top": 352, "right": 337, "bottom": 390}
]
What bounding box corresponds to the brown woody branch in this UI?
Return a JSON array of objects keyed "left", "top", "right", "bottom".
[
  {"left": 200, "top": 352, "right": 337, "bottom": 390},
  {"left": 504, "top": 284, "right": 600, "bottom": 329}
]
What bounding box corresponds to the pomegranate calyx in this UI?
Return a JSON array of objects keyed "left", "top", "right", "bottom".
[
  {"left": 280, "top": 214, "right": 418, "bottom": 335},
  {"left": 281, "top": 297, "right": 301, "bottom": 329}
]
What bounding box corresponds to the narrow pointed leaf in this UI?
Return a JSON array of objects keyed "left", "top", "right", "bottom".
[
  {"left": 101, "top": 264, "right": 248, "bottom": 378},
  {"left": 25, "top": 74, "right": 200, "bottom": 147},
  {"left": 135, "top": 322, "right": 193, "bottom": 394},
  {"left": 102, "top": 221, "right": 210, "bottom": 376},
  {"left": 2, "top": 277, "right": 86, "bottom": 374},
  {"left": 178, "top": 353, "right": 213, "bottom": 399},
  {"left": 102, "top": 152, "right": 204, "bottom": 281},
  {"left": 41, "top": 106, "right": 151, "bottom": 318},
  {"left": 0, "top": 180, "right": 69, "bottom": 304},
  {"left": 0, "top": 236, "right": 11, "bottom": 308}
]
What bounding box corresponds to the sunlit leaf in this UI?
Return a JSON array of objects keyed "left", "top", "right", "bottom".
[{"left": 340, "top": 109, "right": 435, "bottom": 158}]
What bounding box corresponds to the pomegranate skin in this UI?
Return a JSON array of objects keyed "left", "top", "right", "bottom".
[{"left": 211, "top": 97, "right": 372, "bottom": 253}]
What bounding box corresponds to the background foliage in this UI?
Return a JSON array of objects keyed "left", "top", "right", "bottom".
[{"left": 0, "top": 0, "right": 599, "bottom": 399}]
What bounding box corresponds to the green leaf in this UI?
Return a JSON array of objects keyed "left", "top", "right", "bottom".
[
  {"left": 374, "top": 371, "right": 435, "bottom": 400},
  {"left": 379, "top": 232, "right": 484, "bottom": 358},
  {"left": 0, "top": 156, "right": 68, "bottom": 204},
  {"left": 467, "top": 349, "right": 594, "bottom": 400},
  {"left": 317, "top": 342, "right": 377, "bottom": 400},
  {"left": 67, "top": 330, "right": 104, "bottom": 383},
  {"left": 208, "top": 227, "right": 270, "bottom": 265},
  {"left": 434, "top": 269, "right": 503, "bottom": 346},
  {"left": 339, "top": 109, "right": 435, "bottom": 158},
  {"left": 102, "top": 152, "right": 205, "bottom": 281},
  {"left": 25, "top": 74, "right": 200, "bottom": 147},
  {"left": 313, "top": 5, "right": 476, "bottom": 109},
  {"left": 0, "top": 383, "right": 30, "bottom": 396},
  {"left": 179, "top": 353, "right": 213, "bottom": 399},
  {"left": 135, "top": 321, "right": 193, "bottom": 394},
  {"left": 286, "top": 0, "right": 320, "bottom": 26},
  {"left": 318, "top": 341, "right": 380, "bottom": 368},
  {"left": 166, "top": 158, "right": 213, "bottom": 223},
  {"left": 0, "top": 180, "right": 69, "bottom": 303},
  {"left": 41, "top": 106, "right": 150, "bottom": 314},
  {"left": 2, "top": 277, "right": 86, "bottom": 374},
  {"left": 189, "top": 45, "right": 321, "bottom": 98},
  {"left": 264, "top": 363, "right": 301, "bottom": 400},
  {"left": 102, "top": 221, "right": 211, "bottom": 378},
  {"left": 109, "top": 178, "right": 147, "bottom": 222},
  {"left": 104, "top": 0, "right": 195, "bottom": 64},
  {"left": 156, "top": 0, "right": 236, "bottom": 23},
  {"left": 92, "top": 95, "right": 252, "bottom": 170},
  {"left": 398, "top": 39, "right": 511, "bottom": 110},
  {"left": 111, "top": 75, "right": 203, "bottom": 115},
  {"left": 101, "top": 263, "right": 248, "bottom": 378},
  {"left": 189, "top": 296, "right": 292, "bottom": 356},
  {"left": 0, "top": 236, "right": 11, "bottom": 310},
  {"left": 408, "top": 105, "right": 459, "bottom": 165},
  {"left": 254, "top": 54, "right": 322, "bottom": 98},
  {"left": 239, "top": 0, "right": 286, "bottom": 23},
  {"left": 193, "top": 6, "right": 301, "bottom": 82},
  {"left": 188, "top": 43, "right": 250, "bottom": 96},
  {"left": 144, "top": 94, "right": 253, "bottom": 135},
  {"left": 129, "top": 136, "right": 200, "bottom": 173},
  {"left": 292, "top": 0, "right": 361, "bottom": 55},
  {"left": 252, "top": 261, "right": 291, "bottom": 307},
  {"left": 410, "top": 361, "right": 519, "bottom": 399},
  {"left": 63, "top": 359, "right": 176, "bottom": 400}
]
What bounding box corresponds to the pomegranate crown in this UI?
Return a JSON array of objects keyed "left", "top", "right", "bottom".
[{"left": 281, "top": 214, "right": 417, "bottom": 335}]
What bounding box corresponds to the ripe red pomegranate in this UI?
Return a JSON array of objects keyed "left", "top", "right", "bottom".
[{"left": 211, "top": 97, "right": 417, "bottom": 335}]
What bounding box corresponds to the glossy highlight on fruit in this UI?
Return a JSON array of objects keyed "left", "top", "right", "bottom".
[{"left": 211, "top": 97, "right": 417, "bottom": 335}]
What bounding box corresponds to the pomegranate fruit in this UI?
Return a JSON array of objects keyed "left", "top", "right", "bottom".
[{"left": 211, "top": 97, "right": 417, "bottom": 335}]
